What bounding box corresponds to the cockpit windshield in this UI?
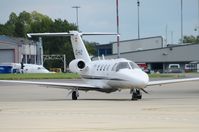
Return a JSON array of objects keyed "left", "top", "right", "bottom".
[
  {"left": 115, "top": 61, "right": 140, "bottom": 72},
  {"left": 129, "top": 62, "right": 140, "bottom": 69},
  {"left": 115, "top": 62, "right": 130, "bottom": 72}
]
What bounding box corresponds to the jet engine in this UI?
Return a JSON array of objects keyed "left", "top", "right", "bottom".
[{"left": 69, "top": 59, "right": 87, "bottom": 73}]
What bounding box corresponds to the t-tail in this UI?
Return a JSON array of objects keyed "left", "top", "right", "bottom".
[
  {"left": 69, "top": 31, "right": 91, "bottom": 62},
  {"left": 27, "top": 31, "right": 117, "bottom": 64}
]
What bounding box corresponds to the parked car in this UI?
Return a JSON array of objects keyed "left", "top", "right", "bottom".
[{"left": 168, "top": 64, "right": 182, "bottom": 73}]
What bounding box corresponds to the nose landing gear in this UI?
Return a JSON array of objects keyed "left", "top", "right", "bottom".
[{"left": 130, "top": 88, "right": 142, "bottom": 100}]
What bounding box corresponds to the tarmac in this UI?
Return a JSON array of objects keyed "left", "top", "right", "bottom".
[{"left": 0, "top": 76, "right": 199, "bottom": 132}]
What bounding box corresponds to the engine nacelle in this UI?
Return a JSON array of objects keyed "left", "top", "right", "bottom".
[{"left": 69, "top": 59, "right": 87, "bottom": 73}]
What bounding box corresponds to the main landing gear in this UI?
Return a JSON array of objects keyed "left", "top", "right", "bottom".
[
  {"left": 131, "top": 88, "right": 142, "bottom": 100},
  {"left": 72, "top": 89, "right": 79, "bottom": 100}
]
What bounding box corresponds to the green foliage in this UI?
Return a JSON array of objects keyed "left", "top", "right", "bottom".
[
  {"left": 183, "top": 35, "right": 199, "bottom": 44},
  {"left": 149, "top": 74, "right": 185, "bottom": 78},
  {"left": 0, "top": 11, "right": 97, "bottom": 70},
  {"left": 14, "top": 21, "right": 25, "bottom": 37},
  {"left": 84, "top": 40, "right": 98, "bottom": 56}
]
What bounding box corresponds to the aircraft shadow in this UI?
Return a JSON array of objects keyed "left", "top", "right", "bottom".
[{"left": 39, "top": 98, "right": 132, "bottom": 102}]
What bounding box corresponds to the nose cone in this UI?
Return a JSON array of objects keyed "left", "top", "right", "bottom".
[
  {"left": 134, "top": 70, "right": 149, "bottom": 88},
  {"left": 120, "top": 69, "right": 149, "bottom": 88}
]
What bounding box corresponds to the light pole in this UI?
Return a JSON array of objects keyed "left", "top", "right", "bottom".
[
  {"left": 194, "top": 0, "right": 199, "bottom": 37},
  {"left": 198, "top": 0, "right": 199, "bottom": 36},
  {"left": 165, "top": 24, "right": 168, "bottom": 45},
  {"left": 171, "top": 31, "right": 174, "bottom": 44},
  {"left": 72, "top": 6, "right": 80, "bottom": 31},
  {"left": 180, "top": 0, "right": 183, "bottom": 44},
  {"left": 137, "top": 0, "right": 140, "bottom": 39},
  {"left": 116, "top": 0, "right": 120, "bottom": 58}
]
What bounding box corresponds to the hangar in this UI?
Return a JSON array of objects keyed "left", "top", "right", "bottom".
[
  {"left": 95, "top": 37, "right": 199, "bottom": 73},
  {"left": 0, "top": 35, "right": 43, "bottom": 64}
]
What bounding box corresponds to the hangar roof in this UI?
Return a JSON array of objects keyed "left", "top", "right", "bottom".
[
  {"left": 0, "top": 35, "right": 17, "bottom": 45},
  {"left": 0, "top": 35, "right": 35, "bottom": 45},
  {"left": 99, "top": 43, "right": 199, "bottom": 63}
]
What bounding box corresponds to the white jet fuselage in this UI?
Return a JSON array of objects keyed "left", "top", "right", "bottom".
[{"left": 77, "top": 58, "right": 149, "bottom": 91}]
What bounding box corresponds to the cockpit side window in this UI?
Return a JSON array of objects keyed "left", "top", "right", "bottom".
[
  {"left": 116, "top": 62, "right": 130, "bottom": 72},
  {"left": 111, "top": 63, "right": 117, "bottom": 71},
  {"left": 129, "top": 62, "right": 140, "bottom": 69}
]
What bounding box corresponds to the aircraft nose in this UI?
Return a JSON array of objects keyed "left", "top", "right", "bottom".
[
  {"left": 132, "top": 70, "right": 149, "bottom": 88},
  {"left": 118, "top": 69, "right": 149, "bottom": 88},
  {"left": 139, "top": 72, "right": 149, "bottom": 87}
]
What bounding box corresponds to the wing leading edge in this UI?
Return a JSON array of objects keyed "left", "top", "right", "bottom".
[
  {"left": 147, "top": 77, "right": 199, "bottom": 86},
  {"left": 1, "top": 77, "right": 199, "bottom": 89},
  {"left": 0, "top": 80, "right": 97, "bottom": 90}
]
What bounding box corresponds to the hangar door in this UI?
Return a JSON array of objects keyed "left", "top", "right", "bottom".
[
  {"left": 0, "top": 49, "right": 14, "bottom": 63},
  {"left": 150, "top": 63, "right": 163, "bottom": 73}
]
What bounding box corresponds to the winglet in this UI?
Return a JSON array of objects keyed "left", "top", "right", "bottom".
[{"left": 27, "top": 34, "right": 32, "bottom": 38}]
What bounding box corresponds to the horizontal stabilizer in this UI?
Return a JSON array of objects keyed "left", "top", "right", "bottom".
[
  {"left": 80, "top": 32, "right": 118, "bottom": 36},
  {"left": 27, "top": 32, "right": 73, "bottom": 38},
  {"left": 27, "top": 31, "right": 117, "bottom": 38}
]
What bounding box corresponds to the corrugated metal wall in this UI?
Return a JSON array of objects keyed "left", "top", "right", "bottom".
[{"left": 0, "top": 49, "right": 14, "bottom": 63}]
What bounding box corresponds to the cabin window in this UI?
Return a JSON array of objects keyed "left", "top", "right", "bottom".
[
  {"left": 97, "top": 65, "right": 100, "bottom": 71},
  {"left": 107, "top": 65, "right": 110, "bottom": 71},
  {"left": 115, "top": 62, "right": 130, "bottom": 72},
  {"left": 100, "top": 65, "right": 103, "bottom": 71},
  {"left": 103, "top": 65, "right": 107, "bottom": 71}
]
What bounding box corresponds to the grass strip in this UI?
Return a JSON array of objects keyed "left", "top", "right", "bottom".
[
  {"left": 0, "top": 73, "right": 185, "bottom": 80},
  {"left": 0, "top": 73, "right": 81, "bottom": 80},
  {"left": 149, "top": 73, "right": 185, "bottom": 78}
]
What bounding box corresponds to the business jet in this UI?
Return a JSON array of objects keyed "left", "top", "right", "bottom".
[
  {"left": 0, "top": 31, "right": 199, "bottom": 100},
  {"left": 16, "top": 63, "right": 50, "bottom": 73},
  {"left": 0, "top": 63, "right": 50, "bottom": 73}
]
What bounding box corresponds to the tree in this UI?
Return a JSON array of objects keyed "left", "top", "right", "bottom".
[
  {"left": 0, "top": 24, "right": 6, "bottom": 34},
  {"left": 0, "top": 11, "right": 98, "bottom": 70},
  {"left": 1, "top": 12, "right": 18, "bottom": 36},
  {"left": 7, "top": 12, "right": 18, "bottom": 25},
  {"left": 18, "top": 11, "right": 31, "bottom": 33},
  {"left": 84, "top": 40, "right": 98, "bottom": 56},
  {"left": 30, "top": 11, "right": 54, "bottom": 33},
  {"left": 183, "top": 35, "right": 199, "bottom": 44},
  {"left": 14, "top": 21, "right": 25, "bottom": 37}
]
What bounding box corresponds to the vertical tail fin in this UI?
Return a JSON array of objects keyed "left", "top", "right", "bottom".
[{"left": 69, "top": 31, "right": 91, "bottom": 62}]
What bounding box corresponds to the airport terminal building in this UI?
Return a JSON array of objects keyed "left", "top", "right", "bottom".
[
  {"left": 0, "top": 35, "right": 43, "bottom": 65},
  {"left": 96, "top": 36, "right": 199, "bottom": 73}
]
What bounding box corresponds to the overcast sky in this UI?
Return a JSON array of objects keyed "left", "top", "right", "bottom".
[{"left": 0, "top": 0, "right": 198, "bottom": 44}]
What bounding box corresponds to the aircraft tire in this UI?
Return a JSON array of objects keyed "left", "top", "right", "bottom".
[
  {"left": 136, "top": 89, "right": 142, "bottom": 99},
  {"left": 131, "top": 93, "right": 138, "bottom": 100},
  {"left": 72, "top": 91, "right": 78, "bottom": 100},
  {"left": 137, "top": 95, "right": 142, "bottom": 99}
]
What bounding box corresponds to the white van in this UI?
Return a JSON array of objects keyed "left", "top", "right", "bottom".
[{"left": 168, "top": 64, "right": 181, "bottom": 73}]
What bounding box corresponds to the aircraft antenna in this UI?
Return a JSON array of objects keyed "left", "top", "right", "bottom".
[{"left": 102, "top": 54, "right": 105, "bottom": 60}]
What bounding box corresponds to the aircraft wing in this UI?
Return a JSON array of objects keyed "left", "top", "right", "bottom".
[
  {"left": 0, "top": 80, "right": 97, "bottom": 90},
  {"left": 147, "top": 77, "right": 199, "bottom": 86}
]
